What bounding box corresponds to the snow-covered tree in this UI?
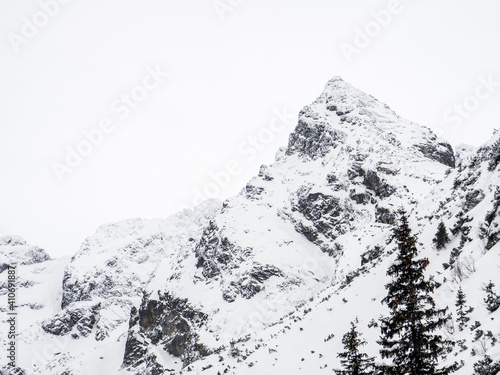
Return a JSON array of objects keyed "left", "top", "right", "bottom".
[
  {"left": 483, "top": 281, "right": 500, "bottom": 313},
  {"left": 379, "top": 211, "right": 456, "bottom": 375},
  {"left": 433, "top": 221, "right": 450, "bottom": 250},
  {"left": 479, "top": 187, "right": 500, "bottom": 251},
  {"left": 335, "top": 319, "right": 374, "bottom": 375},
  {"left": 450, "top": 211, "right": 472, "bottom": 246},
  {"left": 455, "top": 287, "right": 473, "bottom": 331},
  {"left": 487, "top": 138, "right": 500, "bottom": 172},
  {"left": 473, "top": 355, "right": 500, "bottom": 375}
]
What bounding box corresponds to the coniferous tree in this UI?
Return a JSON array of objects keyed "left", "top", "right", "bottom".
[
  {"left": 433, "top": 222, "right": 451, "bottom": 250},
  {"left": 450, "top": 211, "right": 472, "bottom": 239},
  {"left": 446, "top": 211, "right": 473, "bottom": 269},
  {"left": 335, "top": 319, "right": 375, "bottom": 375},
  {"left": 480, "top": 187, "right": 500, "bottom": 251},
  {"left": 455, "top": 287, "right": 473, "bottom": 331},
  {"left": 473, "top": 355, "right": 500, "bottom": 375},
  {"left": 488, "top": 137, "right": 500, "bottom": 171},
  {"left": 379, "top": 211, "right": 456, "bottom": 375},
  {"left": 483, "top": 281, "right": 500, "bottom": 313}
]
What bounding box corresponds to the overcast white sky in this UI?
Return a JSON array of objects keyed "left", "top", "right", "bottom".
[{"left": 1, "top": 0, "right": 500, "bottom": 257}]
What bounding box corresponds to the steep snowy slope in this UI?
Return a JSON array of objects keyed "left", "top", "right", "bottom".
[
  {"left": 0, "top": 236, "right": 67, "bottom": 375},
  {"left": 1, "top": 77, "right": 498, "bottom": 375}
]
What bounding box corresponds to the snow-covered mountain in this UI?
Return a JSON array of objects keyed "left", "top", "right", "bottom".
[{"left": 1, "top": 77, "right": 499, "bottom": 375}]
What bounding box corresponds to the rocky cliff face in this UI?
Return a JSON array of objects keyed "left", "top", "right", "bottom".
[
  {"left": 1, "top": 77, "right": 499, "bottom": 375},
  {"left": 0, "top": 235, "right": 50, "bottom": 273}
]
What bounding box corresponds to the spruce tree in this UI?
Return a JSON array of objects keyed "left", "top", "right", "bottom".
[
  {"left": 379, "top": 211, "right": 456, "bottom": 375},
  {"left": 473, "top": 355, "right": 500, "bottom": 375},
  {"left": 483, "top": 281, "right": 500, "bottom": 313},
  {"left": 450, "top": 211, "right": 472, "bottom": 238},
  {"left": 482, "top": 187, "right": 500, "bottom": 251},
  {"left": 455, "top": 287, "right": 473, "bottom": 331},
  {"left": 488, "top": 137, "right": 500, "bottom": 171},
  {"left": 433, "top": 221, "right": 451, "bottom": 250},
  {"left": 335, "top": 319, "right": 374, "bottom": 375}
]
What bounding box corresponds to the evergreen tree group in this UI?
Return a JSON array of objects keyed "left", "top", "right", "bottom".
[
  {"left": 331, "top": 213, "right": 500, "bottom": 374},
  {"left": 379, "top": 211, "right": 455, "bottom": 375}
]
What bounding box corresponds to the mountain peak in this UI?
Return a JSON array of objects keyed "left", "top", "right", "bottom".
[{"left": 286, "top": 77, "right": 455, "bottom": 168}]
